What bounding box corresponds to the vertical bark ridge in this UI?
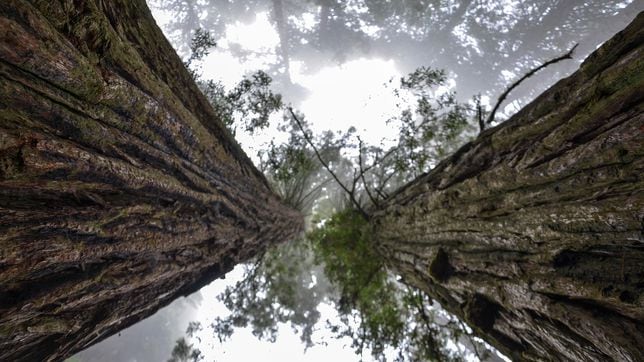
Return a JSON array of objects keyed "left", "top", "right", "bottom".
[
  {"left": 373, "top": 13, "right": 643, "bottom": 361},
  {"left": 0, "top": 1, "right": 302, "bottom": 361}
]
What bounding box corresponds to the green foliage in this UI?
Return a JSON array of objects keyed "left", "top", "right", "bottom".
[
  {"left": 400, "top": 67, "right": 446, "bottom": 93},
  {"left": 189, "top": 28, "right": 217, "bottom": 62},
  {"left": 260, "top": 139, "right": 320, "bottom": 211},
  {"left": 183, "top": 29, "right": 282, "bottom": 137},
  {"left": 198, "top": 71, "right": 282, "bottom": 136},
  {"left": 211, "top": 239, "right": 330, "bottom": 348},
  {"left": 392, "top": 67, "right": 473, "bottom": 176},
  {"left": 167, "top": 337, "right": 203, "bottom": 362},
  {"left": 183, "top": 28, "right": 217, "bottom": 78},
  {"left": 309, "top": 210, "right": 403, "bottom": 357},
  {"left": 309, "top": 211, "right": 383, "bottom": 314},
  {"left": 227, "top": 70, "right": 283, "bottom": 133}
]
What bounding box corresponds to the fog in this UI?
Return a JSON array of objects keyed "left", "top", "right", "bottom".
[{"left": 71, "top": 1, "right": 641, "bottom": 361}]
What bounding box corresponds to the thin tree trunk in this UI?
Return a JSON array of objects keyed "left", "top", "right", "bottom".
[
  {"left": 372, "top": 13, "right": 643, "bottom": 362},
  {"left": 0, "top": 1, "right": 301, "bottom": 361}
]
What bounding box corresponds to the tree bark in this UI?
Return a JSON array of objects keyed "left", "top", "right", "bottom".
[
  {"left": 372, "top": 13, "right": 643, "bottom": 362},
  {"left": 0, "top": 1, "right": 302, "bottom": 361}
]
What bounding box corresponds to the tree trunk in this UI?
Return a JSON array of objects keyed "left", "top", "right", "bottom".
[
  {"left": 0, "top": 1, "right": 302, "bottom": 361},
  {"left": 372, "top": 13, "right": 643, "bottom": 362}
]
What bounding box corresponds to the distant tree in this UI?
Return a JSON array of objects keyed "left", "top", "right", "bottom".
[{"left": 168, "top": 338, "right": 203, "bottom": 362}]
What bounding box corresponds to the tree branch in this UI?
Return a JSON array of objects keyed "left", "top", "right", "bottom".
[
  {"left": 288, "top": 107, "right": 369, "bottom": 220},
  {"left": 486, "top": 43, "right": 578, "bottom": 125},
  {"left": 299, "top": 178, "right": 333, "bottom": 208},
  {"left": 357, "top": 137, "right": 380, "bottom": 208},
  {"left": 374, "top": 170, "right": 395, "bottom": 200}
]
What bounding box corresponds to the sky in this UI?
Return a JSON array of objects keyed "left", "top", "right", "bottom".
[
  {"left": 73, "top": 1, "right": 641, "bottom": 361},
  {"left": 192, "top": 267, "right": 376, "bottom": 362},
  {"left": 195, "top": 11, "right": 411, "bottom": 154},
  {"left": 76, "top": 264, "right": 370, "bottom": 362}
]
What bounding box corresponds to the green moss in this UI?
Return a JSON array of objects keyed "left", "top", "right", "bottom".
[
  {"left": 69, "top": 64, "right": 104, "bottom": 103},
  {"left": 88, "top": 208, "right": 130, "bottom": 232},
  {"left": 596, "top": 53, "right": 644, "bottom": 95},
  {"left": 0, "top": 323, "right": 17, "bottom": 337},
  {"left": 27, "top": 317, "right": 71, "bottom": 334}
]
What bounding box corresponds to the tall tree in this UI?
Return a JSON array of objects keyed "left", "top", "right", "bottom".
[
  {"left": 0, "top": 1, "right": 300, "bottom": 361},
  {"left": 372, "top": 13, "right": 643, "bottom": 361}
]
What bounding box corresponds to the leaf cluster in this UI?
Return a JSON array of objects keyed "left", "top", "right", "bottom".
[
  {"left": 210, "top": 240, "right": 329, "bottom": 348},
  {"left": 198, "top": 71, "right": 282, "bottom": 136},
  {"left": 167, "top": 337, "right": 203, "bottom": 362},
  {"left": 392, "top": 67, "right": 472, "bottom": 175}
]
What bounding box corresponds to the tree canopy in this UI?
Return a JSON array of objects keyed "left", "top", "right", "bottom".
[{"left": 150, "top": 0, "right": 637, "bottom": 112}]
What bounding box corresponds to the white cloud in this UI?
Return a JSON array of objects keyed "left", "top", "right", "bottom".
[{"left": 291, "top": 58, "right": 404, "bottom": 146}]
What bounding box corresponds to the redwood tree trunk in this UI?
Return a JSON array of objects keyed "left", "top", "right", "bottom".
[
  {"left": 0, "top": 1, "right": 301, "bottom": 361},
  {"left": 373, "top": 14, "right": 643, "bottom": 362}
]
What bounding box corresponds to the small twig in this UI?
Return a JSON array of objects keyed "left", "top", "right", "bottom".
[
  {"left": 408, "top": 287, "right": 441, "bottom": 359},
  {"left": 487, "top": 43, "right": 579, "bottom": 125},
  {"left": 358, "top": 311, "right": 366, "bottom": 358},
  {"left": 375, "top": 170, "right": 396, "bottom": 197},
  {"left": 300, "top": 178, "right": 332, "bottom": 205},
  {"left": 288, "top": 107, "right": 369, "bottom": 220},
  {"left": 374, "top": 187, "right": 388, "bottom": 200}
]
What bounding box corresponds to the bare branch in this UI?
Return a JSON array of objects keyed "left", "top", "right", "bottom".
[
  {"left": 374, "top": 171, "right": 396, "bottom": 200},
  {"left": 300, "top": 178, "right": 332, "bottom": 206},
  {"left": 487, "top": 43, "right": 578, "bottom": 125},
  {"left": 357, "top": 137, "right": 380, "bottom": 208},
  {"left": 288, "top": 107, "right": 369, "bottom": 219}
]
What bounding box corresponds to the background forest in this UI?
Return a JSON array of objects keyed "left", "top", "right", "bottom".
[{"left": 71, "top": 1, "right": 642, "bottom": 361}]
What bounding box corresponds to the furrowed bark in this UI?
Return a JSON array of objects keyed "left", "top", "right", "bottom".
[
  {"left": 0, "top": 1, "right": 302, "bottom": 361},
  {"left": 372, "top": 13, "right": 643, "bottom": 361}
]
